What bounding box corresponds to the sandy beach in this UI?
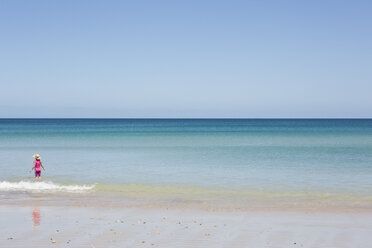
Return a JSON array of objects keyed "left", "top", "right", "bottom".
[{"left": 1, "top": 202, "right": 372, "bottom": 248}]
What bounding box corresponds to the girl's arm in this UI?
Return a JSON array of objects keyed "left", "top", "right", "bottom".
[
  {"left": 40, "top": 162, "right": 45, "bottom": 170},
  {"left": 30, "top": 160, "right": 36, "bottom": 172}
]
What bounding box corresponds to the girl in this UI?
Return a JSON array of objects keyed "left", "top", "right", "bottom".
[{"left": 30, "top": 154, "right": 45, "bottom": 179}]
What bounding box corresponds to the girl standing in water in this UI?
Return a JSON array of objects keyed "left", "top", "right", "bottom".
[{"left": 30, "top": 154, "right": 45, "bottom": 179}]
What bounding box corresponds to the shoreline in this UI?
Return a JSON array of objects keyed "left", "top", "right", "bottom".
[
  {"left": 2, "top": 180, "right": 372, "bottom": 211},
  {"left": 2, "top": 192, "right": 372, "bottom": 213}
]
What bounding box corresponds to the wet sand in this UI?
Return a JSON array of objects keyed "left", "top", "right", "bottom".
[{"left": 1, "top": 204, "right": 372, "bottom": 248}]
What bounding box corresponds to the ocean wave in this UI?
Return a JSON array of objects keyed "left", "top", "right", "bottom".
[{"left": 0, "top": 181, "right": 94, "bottom": 193}]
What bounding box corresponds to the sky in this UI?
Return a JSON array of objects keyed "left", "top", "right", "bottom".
[{"left": 0, "top": 0, "right": 371, "bottom": 118}]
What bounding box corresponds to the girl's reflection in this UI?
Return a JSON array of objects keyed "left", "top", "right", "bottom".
[{"left": 32, "top": 207, "right": 41, "bottom": 227}]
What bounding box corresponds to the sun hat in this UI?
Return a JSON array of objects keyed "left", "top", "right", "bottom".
[{"left": 33, "top": 154, "right": 41, "bottom": 159}]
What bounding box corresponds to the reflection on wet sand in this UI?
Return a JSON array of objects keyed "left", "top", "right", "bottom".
[{"left": 32, "top": 207, "right": 40, "bottom": 227}]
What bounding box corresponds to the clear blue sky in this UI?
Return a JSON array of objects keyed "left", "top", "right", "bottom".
[{"left": 0, "top": 0, "right": 371, "bottom": 118}]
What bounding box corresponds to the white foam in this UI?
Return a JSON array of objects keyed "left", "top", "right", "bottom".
[{"left": 0, "top": 181, "right": 94, "bottom": 193}]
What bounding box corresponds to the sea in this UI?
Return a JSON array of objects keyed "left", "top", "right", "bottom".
[{"left": 1, "top": 119, "right": 372, "bottom": 210}]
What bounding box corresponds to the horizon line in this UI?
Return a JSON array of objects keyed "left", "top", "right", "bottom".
[{"left": 0, "top": 117, "right": 371, "bottom": 120}]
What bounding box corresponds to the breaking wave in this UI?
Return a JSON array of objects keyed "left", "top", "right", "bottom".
[{"left": 0, "top": 181, "right": 94, "bottom": 193}]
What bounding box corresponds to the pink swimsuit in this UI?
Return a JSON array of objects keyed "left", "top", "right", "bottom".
[{"left": 34, "top": 160, "right": 41, "bottom": 177}]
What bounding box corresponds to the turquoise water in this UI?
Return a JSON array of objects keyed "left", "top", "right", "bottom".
[{"left": 0, "top": 119, "right": 372, "bottom": 206}]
